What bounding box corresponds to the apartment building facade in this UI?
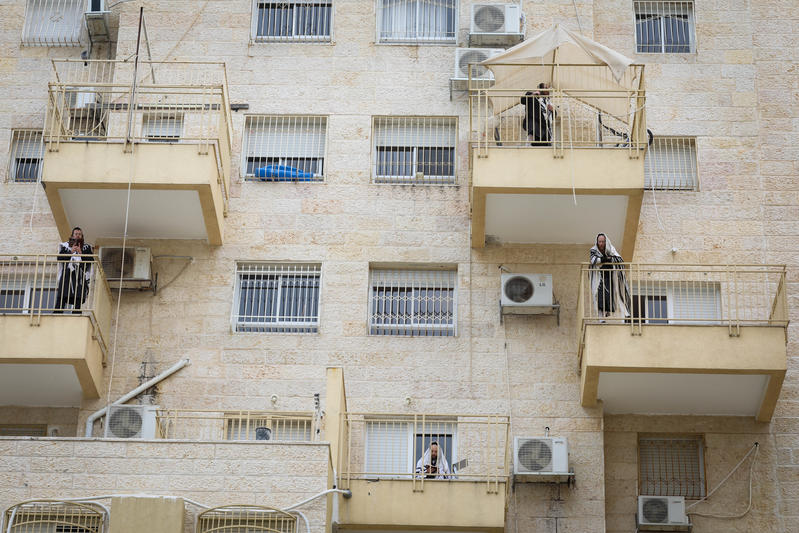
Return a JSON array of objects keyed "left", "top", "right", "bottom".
[{"left": 0, "top": 1, "right": 797, "bottom": 532}]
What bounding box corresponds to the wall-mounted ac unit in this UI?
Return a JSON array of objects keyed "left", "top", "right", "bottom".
[
  {"left": 501, "top": 273, "right": 553, "bottom": 313},
  {"left": 100, "top": 246, "right": 153, "bottom": 288},
  {"left": 65, "top": 88, "right": 101, "bottom": 110},
  {"left": 104, "top": 405, "right": 159, "bottom": 439},
  {"left": 637, "top": 496, "right": 690, "bottom": 531},
  {"left": 513, "top": 436, "right": 570, "bottom": 482},
  {"left": 453, "top": 48, "right": 503, "bottom": 80},
  {"left": 471, "top": 4, "right": 522, "bottom": 34}
]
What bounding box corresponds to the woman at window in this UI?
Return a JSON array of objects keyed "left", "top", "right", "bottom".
[
  {"left": 589, "top": 233, "right": 630, "bottom": 320},
  {"left": 54, "top": 227, "right": 94, "bottom": 313}
]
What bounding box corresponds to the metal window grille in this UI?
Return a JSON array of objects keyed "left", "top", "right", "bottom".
[
  {"left": 378, "top": 0, "right": 456, "bottom": 43},
  {"left": 243, "top": 116, "right": 327, "bottom": 182},
  {"left": 4, "top": 501, "right": 105, "bottom": 533},
  {"left": 645, "top": 137, "right": 697, "bottom": 190},
  {"left": 233, "top": 263, "right": 321, "bottom": 333},
  {"left": 197, "top": 506, "right": 297, "bottom": 533},
  {"left": 639, "top": 436, "right": 706, "bottom": 499},
  {"left": 21, "top": 0, "right": 84, "bottom": 46},
  {"left": 224, "top": 413, "right": 313, "bottom": 441},
  {"left": 634, "top": 1, "right": 695, "bottom": 53},
  {"left": 631, "top": 282, "right": 720, "bottom": 324},
  {"left": 142, "top": 113, "right": 184, "bottom": 142},
  {"left": 364, "top": 419, "right": 455, "bottom": 475},
  {"left": 0, "top": 424, "right": 48, "bottom": 437},
  {"left": 373, "top": 117, "right": 457, "bottom": 185},
  {"left": 9, "top": 130, "right": 44, "bottom": 183},
  {"left": 253, "top": 0, "right": 333, "bottom": 42},
  {"left": 369, "top": 268, "right": 456, "bottom": 336}
]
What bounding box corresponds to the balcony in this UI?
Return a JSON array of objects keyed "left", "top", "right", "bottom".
[
  {"left": 577, "top": 264, "right": 789, "bottom": 422},
  {"left": 469, "top": 27, "right": 647, "bottom": 256},
  {"left": 42, "top": 60, "right": 232, "bottom": 245},
  {"left": 334, "top": 413, "right": 509, "bottom": 532},
  {"left": 0, "top": 255, "right": 111, "bottom": 406}
]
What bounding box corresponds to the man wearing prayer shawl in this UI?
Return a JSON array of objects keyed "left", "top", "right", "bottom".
[
  {"left": 415, "top": 441, "right": 451, "bottom": 479},
  {"left": 589, "top": 233, "right": 631, "bottom": 319}
]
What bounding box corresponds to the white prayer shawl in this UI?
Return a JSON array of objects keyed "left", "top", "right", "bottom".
[
  {"left": 415, "top": 447, "right": 450, "bottom": 479},
  {"left": 589, "top": 233, "right": 630, "bottom": 317}
]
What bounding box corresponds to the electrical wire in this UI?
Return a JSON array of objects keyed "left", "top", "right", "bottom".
[{"left": 686, "top": 442, "right": 759, "bottom": 520}]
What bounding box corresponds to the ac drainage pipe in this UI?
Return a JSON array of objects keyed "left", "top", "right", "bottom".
[{"left": 84, "top": 358, "right": 191, "bottom": 437}]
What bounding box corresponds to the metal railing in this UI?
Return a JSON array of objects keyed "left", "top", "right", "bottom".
[
  {"left": 645, "top": 136, "right": 697, "bottom": 190},
  {"left": 338, "top": 413, "right": 509, "bottom": 493},
  {"left": 44, "top": 59, "right": 232, "bottom": 208},
  {"left": 197, "top": 506, "right": 297, "bottom": 533},
  {"left": 3, "top": 500, "right": 105, "bottom": 533},
  {"left": 469, "top": 63, "right": 647, "bottom": 158},
  {"left": 156, "top": 409, "right": 318, "bottom": 441},
  {"left": 0, "top": 254, "right": 113, "bottom": 358},
  {"left": 577, "top": 263, "right": 789, "bottom": 362}
]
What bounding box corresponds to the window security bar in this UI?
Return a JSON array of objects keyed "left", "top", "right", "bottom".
[
  {"left": 8, "top": 130, "right": 44, "bottom": 183},
  {"left": 4, "top": 501, "right": 105, "bottom": 533},
  {"left": 639, "top": 436, "right": 706, "bottom": 499},
  {"left": 243, "top": 116, "right": 327, "bottom": 182},
  {"left": 233, "top": 263, "right": 321, "bottom": 333},
  {"left": 21, "top": 0, "right": 84, "bottom": 46},
  {"left": 252, "top": 0, "right": 333, "bottom": 42},
  {"left": 634, "top": 1, "right": 696, "bottom": 54},
  {"left": 378, "top": 0, "right": 457, "bottom": 43},
  {"left": 369, "top": 268, "right": 457, "bottom": 336},
  {"left": 373, "top": 117, "right": 458, "bottom": 185},
  {"left": 197, "top": 506, "right": 298, "bottom": 533},
  {"left": 645, "top": 136, "right": 697, "bottom": 190}
]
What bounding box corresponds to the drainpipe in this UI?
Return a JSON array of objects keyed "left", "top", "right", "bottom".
[{"left": 84, "top": 358, "right": 191, "bottom": 437}]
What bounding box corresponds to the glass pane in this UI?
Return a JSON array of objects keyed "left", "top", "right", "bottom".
[
  {"left": 417, "top": 0, "right": 455, "bottom": 40},
  {"left": 417, "top": 147, "right": 454, "bottom": 177},
  {"left": 0, "top": 290, "right": 26, "bottom": 313},
  {"left": 664, "top": 15, "right": 691, "bottom": 52},
  {"left": 635, "top": 15, "right": 662, "bottom": 53},
  {"left": 14, "top": 158, "right": 40, "bottom": 183},
  {"left": 239, "top": 275, "right": 279, "bottom": 323},
  {"left": 413, "top": 288, "right": 454, "bottom": 325},
  {"left": 258, "top": 3, "right": 293, "bottom": 36},
  {"left": 381, "top": 0, "right": 416, "bottom": 40},
  {"left": 280, "top": 275, "right": 320, "bottom": 322},
  {"left": 376, "top": 147, "right": 414, "bottom": 177},
  {"left": 296, "top": 4, "right": 331, "bottom": 37}
]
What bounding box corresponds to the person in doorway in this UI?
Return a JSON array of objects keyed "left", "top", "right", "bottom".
[
  {"left": 589, "top": 233, "right": 630, "bottom": 320},
  {"left": 54, "top": 227, "right": 94, "bottom": 313},
  {"left": 521, "top": 82, "right": 554, "bottom": 146},
  {"left": 415, "top": 441, "right": 451, "bottom": 479}
]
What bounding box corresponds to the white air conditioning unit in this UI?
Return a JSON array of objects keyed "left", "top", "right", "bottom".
[
  {"left": 104, "top": 405, "right": 159, "bottom": 439},
  {"left": 471, "top": 4, "right": 522, "bottom": 34},
  {"left": 637, "top": 496, "right": 690, "bottom": 531},
  {"left": 100, "top": 246, "right": 152, "bottom": 286},
  {"left": 65, "top": 88, "right": 100, "bottom": 110},
  {"left": 453, "top": 48, "right": 503, "bottom": 80},
  {"left": 513, "top": 436, "right": 570, "bottom": 481},
  {"left": 501, "top": 273, "right": 553, "bottom": 313}
]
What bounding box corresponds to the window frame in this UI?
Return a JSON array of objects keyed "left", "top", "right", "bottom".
[
  {"left": 645, "top": 136, "right": 698, "bottom": 191},
  {"left": 630, "top": 281, "right": 722, "bottom": 325},
  {"left": 251, "top": 0, "right": 334, "bottom": 43},
  {"left": 142, "top": 112, "right": 184, "bottom": 143},
  {"left": 21, "top": 0, "right": 84, "bottom": 47},
  {"left": 633, "top": 1, "right": 696, "bottom": 54},
  {"left": 242, "top": 115, "right": 328, "bottom": 182},
  {"left": 364, "top": 417, "right": 457, "bottom": 477},
  {"left": 0, "top": 279, "right": 57, "bottom": 314},
  {"left": 638, "top": 434, "right": 707, "bottom": 499},
  {"left": 376, "top": 0, "right": 458, "bottom": 44},
  {"left": 8, "top": 129, "right": 45, "bottom": 183}
]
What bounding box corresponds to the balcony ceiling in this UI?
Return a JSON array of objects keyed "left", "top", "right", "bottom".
[{"left": 0, "top": 363, "right": 83, "bottom": 407}]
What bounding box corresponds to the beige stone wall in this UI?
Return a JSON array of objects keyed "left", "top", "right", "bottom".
[{"left": 0, "top": 406, "right": 78, "bottom": 437}]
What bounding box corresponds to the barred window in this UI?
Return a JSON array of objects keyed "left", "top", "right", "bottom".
[
  {"left": 369, "top": 268, "right": 456, "bottom": 336},
  {"left": 253, "top": 1, "right": 332, "bottom": 42},
  {"left": 142, "top": 113, "right": 183, "bottom": 142},
  {"left": 365, "top": 419, "right": 455, "bottom": 475},
  {"left": 233, "top": 263, "right": 321, "bottom": 333},
  {"left": 634, "top": 1, "right": 695, "bottom": 54},
  {"left": 378, "top": 0, "right": 456, "bottom": 43},
  {"left": 645, "top": 137, "right": 697, "bottom": 190},
  {"left": 9, "top": 130, "right": 44, "bottom": 183},
  {"left": 631, "top": 282, "right": 720, "bottom": 325},
  {"left": 373, "top": 117, "right": 457, "bottom": 184},
  {"left": 22, "top": 0, "right": 83, "bottom": 46},
  {"left": 243, "top": 116, "right": 327, "bottom": 182},
  {"left": 639, "top": 436, "right": 706, "bottom": 499},
  {"left": 224, "top": 413, "right": 313, "bottom": 441}
]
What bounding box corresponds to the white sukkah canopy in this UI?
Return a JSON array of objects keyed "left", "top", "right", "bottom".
[{"left": 481, "top": 25, "right": 642, "bottom": 122}]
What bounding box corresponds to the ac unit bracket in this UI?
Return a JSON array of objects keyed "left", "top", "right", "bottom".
[
  {"left": 468, "top": 32, "right": 524, "bottom": 47},
  {"left": 635, "top": 513, "right": 692, "bottom": 532},
  {"left": 512, "top": 471, "right": 575, "bottom": 490},
  {"left": 500, "top": 301, "right": 560, "bottom": 326}
]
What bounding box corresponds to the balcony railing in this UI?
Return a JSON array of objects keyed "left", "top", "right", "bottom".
[
  {"left": 338, "top": 413, "right": 509, "bottom": 493},
  {"left": 197, "top": 506, "right": 298, "bottom": 533},
  {"left": 0, "top": 254, "right": 112, "bottom": 357},
  {"left": 3, "top": 500, "right": 106, "bottom": 533},
  {"left": 155, "top": 409, "right": 318, "bottom": 441}
]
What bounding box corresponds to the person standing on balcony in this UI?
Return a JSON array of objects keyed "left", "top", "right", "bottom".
[
  {"left": 521, "top": 83, "right": 554, "bottom": 146},
  {"left": 589, "top": 233, "right": 630, "bottom": 320},
  {"left": 54, "top": 227, "right": 94, "bottom": 313},
  {"left": 416, "top": 441, "right": 451, "bottom": 479}
]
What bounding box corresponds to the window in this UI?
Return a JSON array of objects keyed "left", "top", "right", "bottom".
[
  {"left": 224, "top": 414, "right": 313, "bottom": 441},
  {"left": 639, "top": 435, "right": 705, "bottom": 499},
  {"left": 369, "top": 268, "right": 456, "bottom": 336},
  {"left": 9, "top": 130, "right": 44, "bottom": 183},
  {"left": 252, "top": 1, "right": 332, "bottom": 42},
  {"left": 233, "top": 263, "right": 321, "bottom": 333},
  {"left": 365, "top": 419, "right": 455, "bottom": 476},
  {"left": 142, "top": 113, "right": 183, "bottom": 142},
  {"left": 373, "top": 117, "right": 457, "bottom": 184},
  {"left": 630, "top": 282, "right": 721, "bottom": 325},
  {"left": 0, "top": 424, "right": 47, "bottom": 437},
  {"left": 645, "top": 137, "right": 697, "bottom": 190},
  {"left": 378, "top": 0, "right": 456, "bottom": 43},
  {"left": 243, "top": 116, "right": 327, "bottom": 182},
  {"left": 634, "top": 1, "right": 695, "bottom": 53},
  {"left": 22, "top": 0, "right": 83, "bottom": 46},
  {"left": 0, "top": 283, "right": 57, "bottom": 314}
]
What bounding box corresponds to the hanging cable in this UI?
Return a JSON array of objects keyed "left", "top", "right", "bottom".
[
  {"left": 571, "top": 0, "right": 583, "bottom": 33},
  {"left": 686, "top": 442, "right": 759, "bottom": 520}
]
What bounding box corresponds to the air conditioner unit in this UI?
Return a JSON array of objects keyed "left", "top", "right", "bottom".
[
  {"left": 65, "top": 88, "right": 100, "bottom": 110},
  {"left": 99, "top": 246, "right": 152, "bottom": 286},
  {"left": 501, "top": 273, "right": 553, "bottom": 313},
  {"left": 453, "top": 48, "right": 503, "bottom": 80},
  {"left": 104, "top": 405, "right": 159, "bottom": 439},
  {"left": 471, "top": 3, "right": 522, "bottom": 34},
  {"left": 513, "top": 436, "right": 570, "bottom": 482},
  {"left": 637, "top": 496, "right": 690, "bottom": 531}
]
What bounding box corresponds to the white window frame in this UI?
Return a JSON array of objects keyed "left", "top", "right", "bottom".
[
  {"left": 377, "top": 0, "right": 458, "bottom": 44},
  {"left": 364, "top": 418, "right": 457, "bottom": 477},
  {"left": 232, "top": 262, "right": 322, "bottom": 334},
  {"left": 242, "top": 115, "right": 328, "bottom": 182},
  {"left": 639, "top": 435, "right": 706, "bottom": 499},
  {"left": 0, "top": 279, "right": 57, "bottom": 314},
  {"left": 631, "top": 282, "right": 721, "bottom": 325},
  {"left": 633, "top": 1, "right": 696, "bottom": 54},
  {"left": 21, "top": 0, "right": 84, "bottom": 46},
  {"left": 251, "top": 0, "right": 334, "bottom": 42},
  {"left": 8, "top": 130, "right": 45, "bottom": 183},
  {"left": 645, "top": 136, "right": 698, "bottom": 190}
]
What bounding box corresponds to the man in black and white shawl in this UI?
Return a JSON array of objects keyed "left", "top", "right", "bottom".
[
  {"left": 415, "top": 441, "right": 451, "bottom": 480},
  {"left": 589, "top": 233, "right": 630, "bottom": 319},
  {"left": 55, "top": 227, "right": 94, "bottom": 313}
]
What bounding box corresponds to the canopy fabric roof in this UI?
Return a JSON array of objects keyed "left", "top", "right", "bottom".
[{"left": 481, "top": 25, "right": 642, "bottom": 121}]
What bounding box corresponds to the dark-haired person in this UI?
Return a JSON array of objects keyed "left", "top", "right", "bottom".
[
  {"left": 521, "top": 82, "right": 554, "bottom": 146},
  {"left": 54, "top": 227, "right": 94, "bottom": 313}
]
